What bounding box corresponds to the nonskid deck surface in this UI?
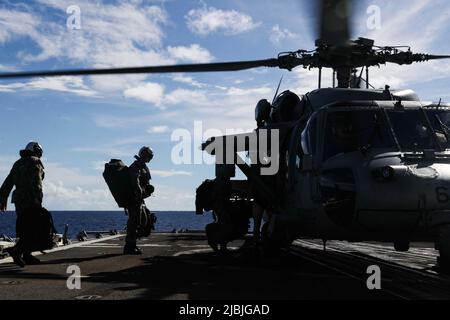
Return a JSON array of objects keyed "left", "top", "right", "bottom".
[{"left": 0, "top": 233, "right": 446, "bottom": 300}]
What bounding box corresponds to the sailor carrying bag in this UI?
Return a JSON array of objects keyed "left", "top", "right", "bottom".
[
  {"left": 28, "top": 207, "right": 57, "bottom": 252},
  {"left": 137, "top": 206, "right": 157, "bottom": 238},
  {"left": 103, "top": 159, "right": 134, "bottom": 208}
]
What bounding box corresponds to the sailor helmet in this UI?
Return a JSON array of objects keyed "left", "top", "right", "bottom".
[
  {"left": 138, "top": 146, "right": 154, "bottom": 160},
  {"left": 25, "top": 141, "right": 43, "bottom": 158}
]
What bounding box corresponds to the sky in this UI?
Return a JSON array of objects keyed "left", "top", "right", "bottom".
[{"left": 0, "top": 0, "right": 450, "bottom": 211}]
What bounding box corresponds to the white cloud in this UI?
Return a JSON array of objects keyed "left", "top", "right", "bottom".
[
  {"left": 92, "top": 161, "right": 106, "bottom": 172},
  {"left": 150, "top": 184, "right": 195, "bottom": 210},
  {"left": 172, "top": 74, "right": 205, "bottom": 88},
  {"left": 72, "top": 136, "right": 157, "bottom": 157},
  {"left": 269, "top": 25, "right": 298, "bottom": 45},
  {"left": 25, "top": 77, "right": 97, "bottom": 97},
  {"left": 165, "top": 88, "right": 208, "bottom": 106},
  {"left": 0, "top": 2, "right": 213, "bottom": 94},
  {"left": 93, "top": 114, "right": 155, "bottom": 129},
  {"left": 0, "top": 83, "right": 22, "bottom": 93},
  {"left": 186, "top": 6, "right": 260, "bottom": 36},
  {"left": 43, "top": 180, "right": 114, "bottom": 211},
  {"left": 167, "top": 44, "right": 214, "bottom": 63},
  {"left": 362, "top": 0, "right": 447, "bottom": 51},
  {"left": 0, "top": 77, "right": 98, "bottom": 97},
  {"left": 226, "top": 86, "right": 273, "bottom": 97},
  {"left": 1, "top": 1, "right": 218, "bottom": 70},
  {"left": 45, "top": 162, "right": 100, "bottom": 187},
  {"left": 0, "top": 64, "right": 17, "bottom": 72},
  {"left": 25, "top": 0, "right": 168, "bottom": 63},
  {"left": 0, "top": 8, "right": 40, "bottom": 44},
  {"left": 122, "top": 83, "right": 210, "bottom": 108},
  {"left": 72, "top": 146, "right": 133, "bottom": 158},
  {"left": 92, "top": 82, "right": 274, "bottom": 133},
  {"left": 152, "top": 170, "right": 192, "bottom": 178},
  {"left": 287, "top": 68, "right": 328, "bottom": 94},
  {"left": 149, "top": 125, "right": 169, "bottom": 134},
  {"left": 123, "top": 82, "right": 165, "bottom": 106}
]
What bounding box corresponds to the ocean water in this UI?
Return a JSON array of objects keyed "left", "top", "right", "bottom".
[{"left": 0, "top": 211, "right": 215, "bottom": 239}]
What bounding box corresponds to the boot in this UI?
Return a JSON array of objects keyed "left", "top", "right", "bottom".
[
  {"left": 9, "top": 247, "right": 25, "bottom": 268},
  {"left": 23, "top": 254, "right": 41, "bottom": 265},
  {"left": 123, "top": 244, "right": 143, "bottom": 255},
  {"left": 208, "top": 241, "right": 219, "bottom": 253}
]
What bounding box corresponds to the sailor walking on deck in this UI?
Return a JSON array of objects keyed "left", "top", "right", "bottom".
[
  {"left": 124, "top": 146, "right": 155, "bottom": 255},
  {"left": 0, "top": 142, "right": 45, "bottom": 267}
]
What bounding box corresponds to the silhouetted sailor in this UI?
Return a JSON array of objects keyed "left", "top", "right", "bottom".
[
  {"left": 0, "top": 142, "right": 45, "bottom": 267},
  {"left": 124, "top": 146, "right": 154, "bottom": 255},
  {"left": 197, "top": 179, "right": 251, "bottom": 254}
]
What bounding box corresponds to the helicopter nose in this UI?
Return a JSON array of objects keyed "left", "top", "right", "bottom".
[
  {"left": 371, "top": 165, "right": 439, "bottom": 182},
  {"left": 365, "top": 164, "right": 446, "bottom": 208},
  {"left": 357, "top": 163, "right": 450, "bottom": 232}
]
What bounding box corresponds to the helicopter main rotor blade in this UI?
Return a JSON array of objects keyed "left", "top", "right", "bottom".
[
  {"left": 318, "top": 0, "right": 352, "bottom": 46},
  {"left": 383, "top": 53, "right": 450, "bottom": 65},
  {"left": 0, "top": 59, "right": 280, "bottom": 79},
  {"left": 422, "top": 54, "right": 450, "bottom": 61}
]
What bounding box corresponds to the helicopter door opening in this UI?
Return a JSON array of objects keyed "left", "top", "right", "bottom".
[
  {"left": 288, "top": 114, "right": 322, "bottom": 212},
  {"left": 299, "top": 113, "right": 318, "bottom": 171},
  {"left": 319, "top": 109, "right": 396, "bottom": 228}
]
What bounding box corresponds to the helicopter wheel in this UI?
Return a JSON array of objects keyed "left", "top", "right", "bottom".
[
  {"left": 260, "top": 222, "right": 292, "bottom": 257},
  {"left": 393, "top": 240, "right": 410, "bottom": 252},
  {"left": 260, "top": 223, "right": 279, "bottom": 256},
  {"left": 437, "top": 225, "right": 450, "bottom": 273}
]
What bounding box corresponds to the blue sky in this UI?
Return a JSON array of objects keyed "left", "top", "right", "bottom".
[{"left": 1, "top": 0, "right": 450, "bottom": 210}]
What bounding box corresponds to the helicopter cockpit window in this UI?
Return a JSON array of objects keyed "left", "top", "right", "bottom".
[
  {"left": 425, "top": 109, "right": 450, "bottom": 149},
  {"left": 387, "top": 109, "right": 440, "bottom": 151},
  {"left": 300, "top": 115, "right": 317, "bottom": 155},
  {"left": 323, "top": 110, "right": 394, "bottom": 160}
]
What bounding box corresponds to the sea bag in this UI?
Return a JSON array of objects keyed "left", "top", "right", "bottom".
[
  {"left": 28, "top": 207, "right": 57, "bottom": 252},
  {"left": 137, "top": 206, "right": 157, "bottom": 238},
  {"left": 103, "top": 159, "right": 134, "bottom": 208}
]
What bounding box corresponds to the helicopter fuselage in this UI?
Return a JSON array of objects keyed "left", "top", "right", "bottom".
[
  {"left": 273, "top": 94, "right": 450, "bottom": 247},
  {"left": 202, "top": 88, "right": 450, "bottom": 263}
]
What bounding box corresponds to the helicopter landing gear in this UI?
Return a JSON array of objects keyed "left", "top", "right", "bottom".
[
  {"left": 260, "top": 222, "right": 292, "bottom": 257},
  {"left": 260, "top": 223, "right": 280, "bottom": 256},
  {"left": 394, "top": 240, "right": 410, "bottom": 252},
  {"left": 437, "top": 225, "right": 450, "bottom": 273}
]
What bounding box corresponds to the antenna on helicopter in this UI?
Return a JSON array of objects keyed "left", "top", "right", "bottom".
[
  {"left": 272, "top": 76, "right": 284, "bottom": 104},
  {"left": 318, "top": 67, "right": 322, "bottom": 89}
]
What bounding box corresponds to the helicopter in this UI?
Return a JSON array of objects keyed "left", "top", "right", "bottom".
[{"left": 2, "top": 0, "right": 450, "bottom": 270}]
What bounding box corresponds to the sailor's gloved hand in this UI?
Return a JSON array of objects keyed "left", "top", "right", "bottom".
[
  {"left": 144, "top": 185, "right": 155, "bottom": 198},
  {"left": 0, "top": 202, "right": 7, "bottom": 213}
]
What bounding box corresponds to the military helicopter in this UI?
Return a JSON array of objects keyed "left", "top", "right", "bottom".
[{"left": 2, "top": 0, "right": 450, "bottom": 270}]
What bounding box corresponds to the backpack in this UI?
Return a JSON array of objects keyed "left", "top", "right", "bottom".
[
  {"left": 195, "top": 179, "right": 215, "bottom": 215},
  {"left": 28, "top": 207, "right": 57, "bottom": 252},
  {"left": 137, "top": 206, "right": 157, "bottom": 238},
  {"left": 103, "top": 159, "right": 134, "bottom": 208}
]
